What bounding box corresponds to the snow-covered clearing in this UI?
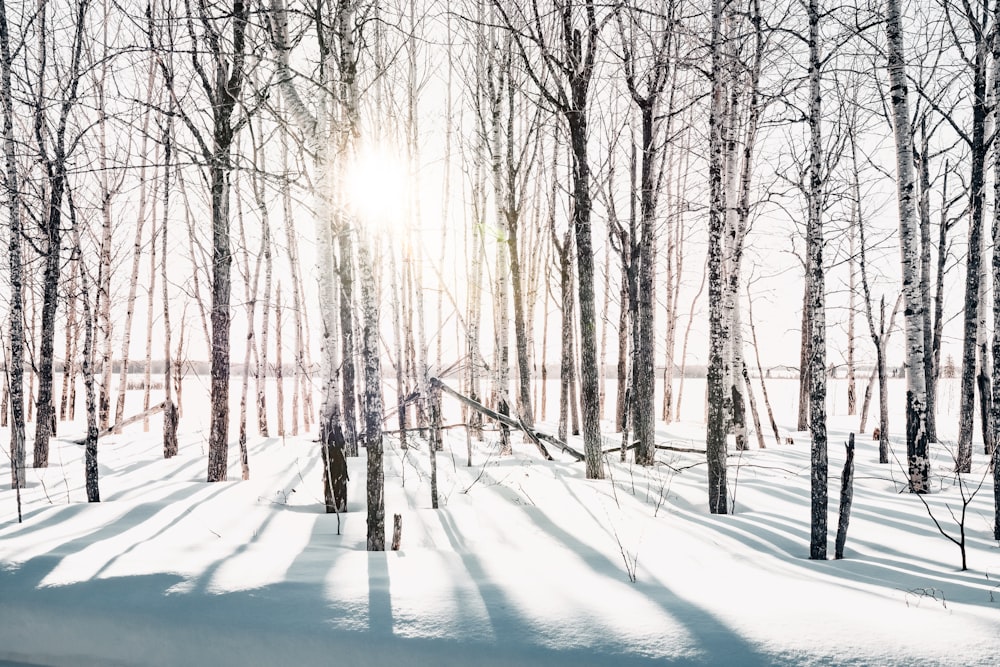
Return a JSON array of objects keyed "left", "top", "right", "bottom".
[{"left": 1, "top": 378, "right": 999, "bottom": 666}]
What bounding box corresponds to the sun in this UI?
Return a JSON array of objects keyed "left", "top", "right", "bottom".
[{"left": 344, "top": 144, "right": 410, "bottom": 227}]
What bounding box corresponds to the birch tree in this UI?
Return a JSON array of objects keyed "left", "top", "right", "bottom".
[
  {"left": 706, "top": 0, "right": 728, "bottom": 514},
  {"left": 805, "top": 0, "right": 827, "bottom": 559},
  {"left": 155, "top": 0, "right": 254, "bottom": 481},
  {"left": 614, "top": 0, "right": 676, "bottom": 466},
  {"left": 991, "top": 0, "right": 1000, "bottom": 538},
  {"left": 493, "top": 0, "right": 606, "bottom": 479},
  {"left": 31, "top": 0, "right": 91, "bottom": 469},
  {"left": 886, "top": 0, "right": 930, "bottom": 493},
  {"left": 0, "top": 0, "right": 25, "bottom": 489},
  {"left": 269, "top": 0, "right": 348, "bottom": 505}
]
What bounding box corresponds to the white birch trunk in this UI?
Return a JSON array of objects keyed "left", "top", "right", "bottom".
[
  {"left": 886, "top": 0, "right": 930, "bottom": 492},
  {"left": 807, "top": 0, "right": 828, "bottom": 559},
  {"left": 706, "top": 0, "right": 728, "bottom": 514}
]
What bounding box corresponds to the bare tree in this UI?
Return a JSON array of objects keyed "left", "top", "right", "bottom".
[
  {"left": 991, "top": 0, "right": 1000, "bottom": 539},
  {"left": 706, "top": 0, "right": 728, "bottom": 514},
  {"left": 805, "top": 0, "right": 828, "bottom": 559},
  {"left": 31, "top": 0, "right": 91, "bottom": 469},
  {"left": 68, "top": 196, "right": 99, "bottom": 502},
  {"left": 613, "top": 0, "right": 677, "bottom": 466},
  {"left": 0, "top": 0, "right": 25, "bottom": 489},
  {"left": 156, "top": 0, "right": 253, "bottom": 482},
  {"left": 886, "top": 0, "right": 930, "bottom": 493},
  {"left": 493, "top": 0, "right": 607, "bottom": 479}
]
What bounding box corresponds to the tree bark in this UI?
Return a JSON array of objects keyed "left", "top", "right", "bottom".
[
  {"left": 706, "top": 0, "right": 728, "bottom": 515},
  {"left": 162, "top": 113, "right": 178, "bottom": 458},
  {"left": 834, "top": 434, "right": 855, "bottom": 559},
  {"left": 33, "top": 0, "right": 89, "bottom": 468},
  {"left": 807, "top": 0, "right": 827, "bottom": 559},
  {"left": 359, "top": 238, "right": 385, "bottom": 551},
  {"left": 990, "top": 0, "right": 1000, "bottom": 538},
  {"left": 886, "top": 0, "right": 930, "bottom": 492},
  {"left": 0, "top": 0, "right": 25, "bottom": 488}
]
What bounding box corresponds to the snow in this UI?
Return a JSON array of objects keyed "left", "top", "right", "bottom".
[{"left": 1, "top": 378, "right": 999, "bottom": 666}]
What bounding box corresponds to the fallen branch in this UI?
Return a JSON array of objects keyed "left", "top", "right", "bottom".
[
  {"left": 431, "top": 377, "right": 578, "bottom": 461},
  {"left": 604, "top": 442, "right": 714, "bottom": 455},
  {"left": 67, "top": 401, "right": 167, "bottom": 445}
]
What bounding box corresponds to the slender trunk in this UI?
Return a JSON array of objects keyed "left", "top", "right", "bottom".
[
  {"left": 275, "top": 288, "right": 285, "bottom": 437},
  {"left": 338, "top": 228, "right": 359, "bottom": 456},
  {"left": 847, "top": 199, "right": 857, "bottom": 416},
  {"left": 807, "top": 0, "right": 827, "bottom": 559},
  {"left": 236, "top": 178, "right": 261, "bottom": 481},
  {"left": 558, "top": 230, "right": 574, "bottom": 443},
  {"left": 615, "top": 266, "right": 629, "bottom": 431},
  {"left": 359, "top": 237, "right": 384, "bottom": 551},
  {"left": 877, "top": 332, "right": 889, "bottom": 463},
  {"left": 886, "top": 0, "right": 930, "bottom": 490},
  {"left": 977, "top": 249, "right": 993, "bottom": 455},
  {"left": 32, "top": 176, "right": 66, "bottom": 468},
  {"left": 1, "top": 0, "right": 25, "bottom": 488},
  {"left": 859, "top": 368, "right": 875, "bottom": 435},
  {"left": 917, "top": 121, "right": 936, "bottom": 440},
  {"left": 253, "top": 128, "right": 272, "bottom": 439},
  {"left": 747, "top": 289, "right": 780, "bottom": 446},
  {"left": 162, "top": 113, "right": 178, "bottom": 458},
  {"left": 991, "top": 2, "right": 1000, "bottom": 536},
  {"left": 743, "top": 362, "right": 765, "bottom": 449},
  {"left": 566, "top": 111, "right": 603, "bottom": 479},
  {"left": 932, "top": 164, "right": 952, "bottom": 419},
  {"left": 633, "top": 104, "right": 657, "bottom": 465},
  {"left": 389, "top": 244, "right": 407, "bottom": 449},
  {"left": 706, "top": 0, "right": 728, "bottom": 514},
  {"left": 33, "top": 0, "right": 89, "bottom": 465},
  {"left": 599, "top": 245, "right": 610, "bottom": 420},
  {"left": 96, "top": 101, "right": 114, "bottom": 434},
  {"left": 143, "top": 203, "right": 157, "bottom": 431},
  {"left": 508, "top": 221, "right": 533, "bottom": 427},
  {"left": 797, "top": 283, "right": 811, "bottom": 432},
  {"left": 77, "top": 246, "right": 99, "bottom": 503},
  {"left": 206, "top": 159, "right": 233, "bottom": 482},
  {"left": 115, "top": 66, "right": 157, "bottom": 430},
  {"left": 60, "top": 265, "right": 78, "bottom": 422},
  {"left": 676, "top": 256, "right": 707, "bottom": 420}
]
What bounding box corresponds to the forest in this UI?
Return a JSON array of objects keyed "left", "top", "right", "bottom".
[{"left": 1, "top": 0, "right": 1000, "bottom": 664}]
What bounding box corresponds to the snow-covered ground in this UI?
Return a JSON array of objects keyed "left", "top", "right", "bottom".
[{"left": 1, "top": 377, "right": 999, "bottom": 666}]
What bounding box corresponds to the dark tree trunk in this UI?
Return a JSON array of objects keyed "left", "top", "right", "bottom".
[
  {"left": 877, "top": 301, "right": 890, "bottom": 464},
  {"left": 834, "top": 434, "right": 855, "bottom": 559},
  {"left": 32, "top": 0, "right": 88, "bottom": 468},
  {"left": 33, "top": 169, "right": 65, "bottom": 468},
  {"left": 0, "top": 0, "right": 25, "bottom": 489},
  {"left": 807, "top": 0, "right": 827, "bottom": 559},
  {"left": 557, "top": 230, "right": 575, "bottom": 443},
  {"left": 359, "top": 239, "right": 384, "bottom": 551},
  {"left": 508, "top": 222, "right": 534, "bottom": 426},
  {"left": 706, "top": 0, "right": 728, "bottom": 515},
  {"left": 79, "top": 252, "right": 100, "bottom": 503},
  {"left": 565, "top": 107, "right": 603, "bottom": 479},
  {"left": 991, "top": 0, "right": 1000, "bottom": 539},
  {"left": 322, "top": 427, "right": 348, "bottom": 513},
  {"left": 206, "top": 162, "right": 233, "bottom": 482},
  {"left": 955, "top": 16, "right": 988, "bottom": 475},
  {"left": 338, "top": 228, "right": 359, "bottom": 456},
  {"left": 201, "top": 0, "right": 250, "bottom": 482},
  {"left": 632, "top": 104, "right": 657, "bottom": 466},
  {"left": 917, "top": 123, "right": 936, "bottom": 441},
  {"left": 162, "top": 115, "right": 178, "bottom": 458}
]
